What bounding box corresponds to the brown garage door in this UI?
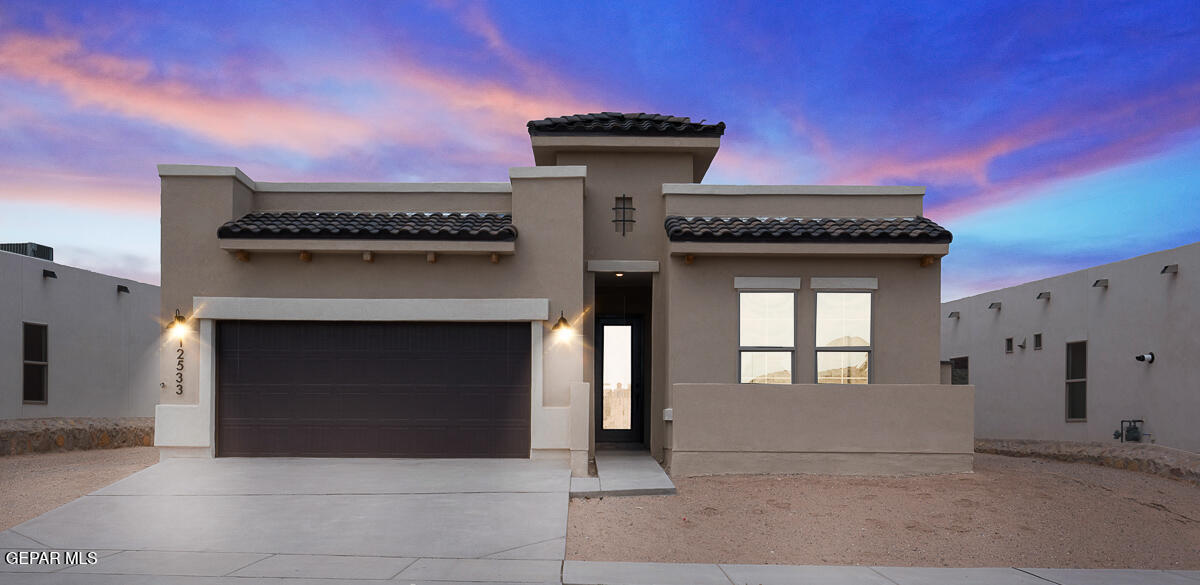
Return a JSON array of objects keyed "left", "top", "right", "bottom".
[{"left": 216, "top": 320, "right": 531, "bottom": 457}]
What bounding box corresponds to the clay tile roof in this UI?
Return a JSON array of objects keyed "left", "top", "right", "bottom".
[
  {"left": 217, "top": 211, "right": 517, "bottom": 241},
  {"left": 663, "top": 216, "right": 952, "bottom": 244},
  {"left": 527, "top": 112, "right": 725, "bottom": 137}
]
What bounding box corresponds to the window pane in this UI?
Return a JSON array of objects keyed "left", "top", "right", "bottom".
[
  {"left": 740, "top": 352, "right": 792, "bottom": 384},
  {"left": 23, "top": 323, "right": 47, "bottom": 362},
  {"left": 23, "top": 363, "right": 47, "bottom": 402},
  {"left": 816, "top": 351, "right": 869, "bottom": 384},
  {"left": 1066, "top": 342, "right": 1087, "bottom": 380},
  {"left": 1067, "top": 381, "right": 1086, "bottom": 419},
  {"left": 739, "top": 292, "right": 794, "bottom": 347},
  {"left": 815, "top": 293, "right": 871, "bottom": 347},
  {"left": 602, "top": 325, "right": 632, "bottom": 430},
  {"left": 950, "top": 357, "right": 969, "bottom": 385}
]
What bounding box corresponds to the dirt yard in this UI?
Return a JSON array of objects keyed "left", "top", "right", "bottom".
[
  {"left": 567, "top": 453, "right": 1200, "bottom": 569},
  {"left": 0, "top": 446, "right": 159, "bottom": 531}
]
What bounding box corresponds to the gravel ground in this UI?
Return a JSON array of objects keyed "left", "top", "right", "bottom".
[
  {"left": 0, "top": 447, "right": 159, "bottom": 531},
  {"left": 567, "top": 453, "right": 1200, "bottom": 569}
]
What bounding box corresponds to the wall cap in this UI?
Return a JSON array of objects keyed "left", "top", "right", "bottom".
[
  {"left": 509, "top": 166, "right": 587, "bottom": 179},
  {"left": 663, "top": 184, "right": 925, "bottom": 196}
]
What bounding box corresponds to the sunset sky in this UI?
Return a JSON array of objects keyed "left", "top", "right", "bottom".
[{"left": 1, "top": 1, "right": 1197, "bottom": 299}]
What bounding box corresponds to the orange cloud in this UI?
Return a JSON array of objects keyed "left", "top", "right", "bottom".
[{"left": 0, "top": 34, "right": 375, "bottom": 157}]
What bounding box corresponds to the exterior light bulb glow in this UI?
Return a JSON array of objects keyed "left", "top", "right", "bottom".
[
  {"left": 169, "top": 309, "right": 188, "bottom": 339},
  {"left": 552, "top": 311, "right": 572, "bottom": 340},
  {"left": 615, "top": 273, "right": 624, "bottom": 277}
]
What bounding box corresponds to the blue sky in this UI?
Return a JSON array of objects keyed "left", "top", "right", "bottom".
[{"left": 1, "top": 0, "right": 1197, "bottom": 298}]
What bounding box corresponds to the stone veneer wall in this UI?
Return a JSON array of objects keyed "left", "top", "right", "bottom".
[
  {"left": 0, "top": 418, "right": 154, "bottom": 456},
  {"left": 977, "top": 438, "right": 1200, "bottom": 486}
]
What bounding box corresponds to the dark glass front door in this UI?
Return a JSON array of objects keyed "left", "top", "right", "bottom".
[{"left": 595, "top": 315, "right": 644, "bottom": 443}]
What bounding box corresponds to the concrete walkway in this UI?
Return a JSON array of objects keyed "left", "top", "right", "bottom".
[
  {"left": 4, "top": 554, "right": 1199, "bottom": 584},
  {"left": 570, "top": 450, "right": 675, "bottom": 498}
]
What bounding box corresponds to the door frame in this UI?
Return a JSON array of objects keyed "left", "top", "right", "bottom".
[{"left": 594, "top": 314, "right": 645, "bottom": 444}]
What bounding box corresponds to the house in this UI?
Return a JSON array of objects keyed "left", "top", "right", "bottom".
[
  {"left": 942, "top": 241, "right": 1199, "bottom": 453},
  {"left": 154, "top": 112, "right": 974, "bottom": 476},
  {"left": 1, "top": 243, "right": 160, "bottom": 419}
]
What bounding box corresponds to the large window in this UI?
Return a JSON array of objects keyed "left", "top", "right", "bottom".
[
  {"left": 739, "top": 292, "right": 794, "bottom": 384},
  {"left": 815, "top": 292, "right": 871, "bottom": 384},
  {"left": 1066, "top": 341, "right": 1087, "bottom": 421},
  {"left": 23, "top": 323, "right": 48, "bottom": 403}
]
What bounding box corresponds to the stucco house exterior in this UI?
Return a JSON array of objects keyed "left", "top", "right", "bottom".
[
  {"left": 942, "top": 241, "right": 1199, "bottom": 453},
  {"left": 154, "top": 112, "right": 974, "bottom": 476},
  {"left": 2, "top": 243, "right": 160, "bottom": 420}
]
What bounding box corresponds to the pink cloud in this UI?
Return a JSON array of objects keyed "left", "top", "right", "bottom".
[
  {"left": 0, "top": 166, "right": 158, "bottom": 214},
  {"left": 0, "top": 34, "right": 376, "bottom": 157}
]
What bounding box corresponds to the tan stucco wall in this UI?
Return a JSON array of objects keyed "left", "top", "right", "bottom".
[
  {"left": 942, "top": 241, "right": 1200, "bottom": 453},
  {"left": 555, "top": 151, "right": 693, "bottom": 262},
  {"left": 665, "top": 255, "right": 943, "bottom": 386},
  {"left": 665, "top": 192, "right": 924, "bottom": 218},
  {"left": 158, "top": 170, "right": 587, "bottom": 457},
  {"left": 667, "top": 383, "right": 974, "bottom": 476}
]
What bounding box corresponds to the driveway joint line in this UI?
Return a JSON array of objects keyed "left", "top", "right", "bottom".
[
  {"left": 476, "top": 535, "right": 566, "bottom": 559},
  {"left": 1166, "top": 570, "right": 1200, "bottom": 583},
  {"left": 1015, "top": 567, "right": 1066, "bottom": 584},
  {"left": 223, "top": 552, "right": 276, "bottom": 577},
  {"left": 715, "top": 562, "right": 737, "bottom": 584},
  {"left": 8, "top": 528, "right": 53, "bottom": 549},
  {"left": 386, "top": 556, "right": 420, "bottom": 580},
  {"left": 868, "top": 566, "right": 902, "bottom": 585}
]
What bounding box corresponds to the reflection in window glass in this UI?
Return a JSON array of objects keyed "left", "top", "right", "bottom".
[
  {"left": 602, "top": 325, "right": 632, "bottom": 430},
  {"left": 816, "top": 351, "right": 869, "bottom": 384},
  {"left": 739, "top": 292, "right": 794, "bottom": 347},
  {"left": 740, "top": 352, "right": 792, "bottom": 384},
  {"left": 815, "top": 293, "right": 871, "bottom": 347}
]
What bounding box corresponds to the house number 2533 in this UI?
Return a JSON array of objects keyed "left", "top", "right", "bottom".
[{"left": 175, "top": 340, "right": 185, "bottom": 395}]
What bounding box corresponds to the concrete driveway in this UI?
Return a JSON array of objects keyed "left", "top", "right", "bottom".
[{"left": 1, "top": 456, "right": 570, "bottom": 583}]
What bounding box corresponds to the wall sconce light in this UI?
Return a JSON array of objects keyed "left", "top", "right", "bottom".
[
  {"left": 947, "top": 311, "right": 960, "bottom": 319},
  {"left": 1036, "top": 291, "right": 1051, "bottom": 300},
  {"left": 615, "top": 272, "right": 624, "bottom": 277},
  {"left": 552, "top": 310, "right": 573, "bottom": 341},
  {"left": 1161, "top": 264, "right": 1179, "bottom": 274},
  {"left": 1017, "top": 337, "right": 1027, "bottom": 350},
  {"left": 169, "top": 309, "right": 188, "bottom": 339},
  {"left": 1092, "top": 279, "right": 1109, "bottom": 288},
  {"left": 988, "top": 302, "right": 1002, "bottom": 310},
  {"left": 42, "top": 269, "right": 57, "bottom": 279},
  {"left": 116, "top": 284, "right": 130, "bottom": 294}
]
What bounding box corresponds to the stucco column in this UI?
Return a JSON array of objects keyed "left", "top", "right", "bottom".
[{"left": 510, "top": 166, "right": 588, "bottom": 475}]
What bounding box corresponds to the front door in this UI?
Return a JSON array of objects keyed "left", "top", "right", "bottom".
[{"left": 595, "top": 315, "right": 644, "bottom": 444}]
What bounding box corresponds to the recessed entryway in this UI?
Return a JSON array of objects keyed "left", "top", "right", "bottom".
[{"left": 594, "top": 272, "right": 652, "bottom": 445}]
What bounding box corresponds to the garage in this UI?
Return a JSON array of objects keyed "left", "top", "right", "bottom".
[{"left": 215, "top": 320, "right": 531, "bottom": 458}]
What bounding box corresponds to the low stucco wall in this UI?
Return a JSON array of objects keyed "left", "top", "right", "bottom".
[{"left": 667, "top": 383, "right": 974, "bottom": 476}]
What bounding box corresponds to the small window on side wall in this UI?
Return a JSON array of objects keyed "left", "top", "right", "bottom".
[
  {"left": 1066, "top": 341, "right": 1087, "bottom": 421},
  {"left": 1034, "top": 333, "right": 1043, "bottom": 350},
  {"left": 23, "top": 323, "right": 48, "bottom": 403},
  {"left": 1005, "top": 337, "right": 1014, "bottom": 353},
  {"left": 815, "top": 292, "right": 871, "bottom": 384},
  {"left": 739, "top": 292, "right": 794, "bottom": 384}
]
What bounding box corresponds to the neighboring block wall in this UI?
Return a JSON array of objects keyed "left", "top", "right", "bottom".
[
  {"left": 0, "top": 251, "right": 160, "bottom": 419},
  {"left": 942, "top": 242, "right": 1200, "bottom": 453}
]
